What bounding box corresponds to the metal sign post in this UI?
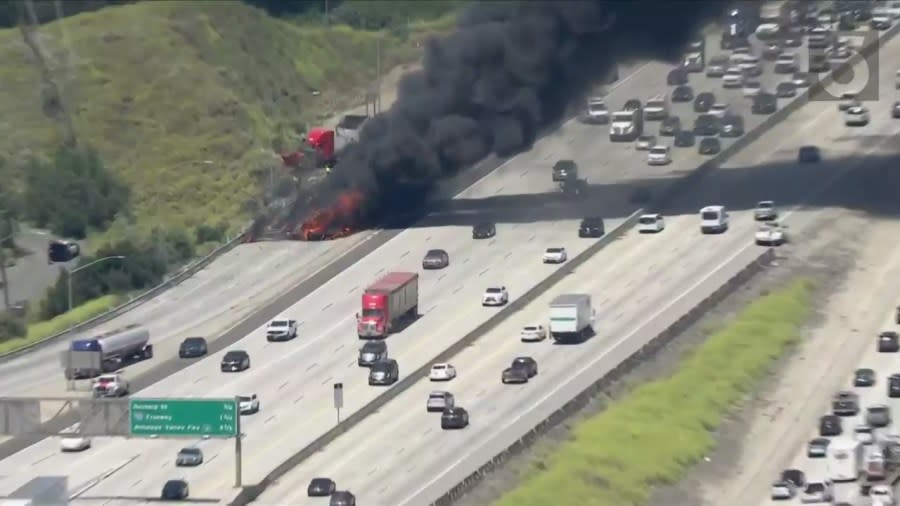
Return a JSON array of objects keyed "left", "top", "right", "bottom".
[
  {"left": 235, "top": 395, "right": 242, "bottom": 488},
  {"left": 333, "top": 383, "right": 343, "bottom": 424}
]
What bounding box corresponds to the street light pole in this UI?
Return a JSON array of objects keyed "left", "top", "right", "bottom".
[
  {"left": 67, "top": 255, "right": 126, "bottom": 312},
  {"left": 0, "top": 232, "right": 12, "bottom": 310}
]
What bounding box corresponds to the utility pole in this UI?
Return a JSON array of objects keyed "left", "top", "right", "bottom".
[
  {"left": 0, "top": 213, "right": 15, "bottom": 310},
  {"left": 376, "top": 36, "right": 383, "bottom": 114}
]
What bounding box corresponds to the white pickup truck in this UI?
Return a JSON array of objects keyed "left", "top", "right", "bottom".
[
  {"left": 265, "top": 319, "right": 298, "bottom": 342},
  {"left": 92, "top": 373, "right": 129, "bottom": 398}
]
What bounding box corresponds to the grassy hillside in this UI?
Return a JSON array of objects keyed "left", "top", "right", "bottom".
[{"left": 0, "top": 1, "right": 454, "bottom": 243}]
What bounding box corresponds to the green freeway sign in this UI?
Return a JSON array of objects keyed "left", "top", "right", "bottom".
[{"left": 129, "top": 398, "right": 238, "bottom": 438}]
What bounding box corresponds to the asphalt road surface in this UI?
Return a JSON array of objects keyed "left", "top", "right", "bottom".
[
  {"left": 253, "top": 37, "right": 894, "bottom": 505},
  {"left": 0, "top": 26, "right": 831, "bottom": 504}
]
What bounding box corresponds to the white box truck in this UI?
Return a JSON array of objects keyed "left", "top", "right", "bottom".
[
  {"left": 827, "top": 438, "right": 864, "bottom": 482},
  {"left": 549, "top": 294, "right": 595, "bottom": 343}
]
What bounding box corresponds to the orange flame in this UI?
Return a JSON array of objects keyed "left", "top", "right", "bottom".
[{"left": 298, "top": 189, "right": 366, "bottom": 241}]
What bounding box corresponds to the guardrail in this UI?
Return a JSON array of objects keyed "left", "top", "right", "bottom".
[
  {"left": 0, "top": 224, "right": 252, "bottom": 361},
  {"left": 432, "top": 247, "right": 776, "bottom": 505},
  {"left": 228, "top": 209, "right": 646, "bottom": 505}
]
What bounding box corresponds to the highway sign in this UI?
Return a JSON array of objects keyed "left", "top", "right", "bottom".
[{"left": 129, "top": 398, "right": 237, "bottom": 438}]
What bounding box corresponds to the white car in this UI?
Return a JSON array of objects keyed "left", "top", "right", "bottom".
[
  {"left": 265, "top": 319, "right": 298, "bottom": 341},
  {"left": 838, "top": 93, "right": 858, "bottom": 111},
  {"left": 92, "top": 373, "right": 129, "bottom": 398},
  {"left": 800, "top": 481, "right": 833, "bottom": 503},
  {"left": 520, "top": 324, "right": 547, "bottom": 342},
  {"left": 775, "top": 53, "right": 797, "bottom": 74},
  {"left": 755, "top": 23, "right": 780, "bottom": 39},
  {"left": 426, "top": 391, "right": 454, "bottom": 412},
  {"left": 709, "top": 103, "right": 730, "bottom": 118},
  {"left": 755, "top": 222, "right": 786, "bottom": 246},
  {"left": 646, "top": 145, "right": 671, "bottom": 166},
  {"left": 583, "top": 97, "right": 609, "bottom": 124},
  {"left": 482, "top": 286, "right": 509, "bottom": 306},
  {"left": 59, "top": 431, "right": 91, "bottom": 452},
  {"left": 870, "top": 484, "right": 895, "bottom": 505},
  {"left": 723, "top": 68, "right": 743, "bottom": 88},
  {"left": 854, "top": 424, "right": 875, "bottom": 445},
  {"left": 742, "top": 80, "right": 762, "bottom": 98},
  {"left": 637, "top": 213, "right": 665, "bottom": 233},
  {"left": 753, "top": 200, "right": 777, "bottom": 221},
  {"left": 238, "top": 394, "right": 260, "bottom": 415},
  {"left": 635, "top": 135, "right": 656, "bottom": 150},
  {"left": 429, "top": 363, "right": 457, "bottom": 381},
  {"left": 542, "top": 247, "right": 567, "bottom": 264},
  {"left": 845, "top": 106, "right": 869, "bottom": 126}
]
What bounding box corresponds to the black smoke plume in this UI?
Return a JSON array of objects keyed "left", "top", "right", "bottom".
[{"left": 320, "top": 1, "right": 727, "bottom": 220}]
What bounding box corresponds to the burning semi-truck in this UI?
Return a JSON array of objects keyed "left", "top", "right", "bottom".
[
  {"left": 357, "top": 272, "right": 419, "bottom": 339},
  {"left": 281, "top": 114, "right": 369, "bottom": 171},
  {"left": 61, "top": 325, "right": 152, "bottom": 379}
]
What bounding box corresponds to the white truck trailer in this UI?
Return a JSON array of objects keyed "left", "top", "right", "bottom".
[
  {"left": 827, "top": 438, "right": 864, "bottom": 482},
  {"left": 549, "top": 294, "right": 595, "bottom": 343}
]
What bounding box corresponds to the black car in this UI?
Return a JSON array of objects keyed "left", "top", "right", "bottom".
[
  {"left": 674, "top": 130, "right": 695, "bottom": 147},
  {"left": 578, "top": 217, "right": 605, "bottom": 238},
  {"left": 752, "top": 93, "right": 777, "bottom": 115},
  {"left": 698, "top": 137, "right": 721, "bottom": 155},
  {"left": 871, "top": 16, "right": 893, "bottom": 30},
  {"left": 776, "top": 81, "right": 797, "bottom": 98},
  {"left": 552, "top": 159, "right": 578, "bottom": 182},
  {"left": 693, "top": 92, "right": 715, "bottom": 113},
  {"left": 772, "top": 469, "right": 806, "bottom": 500},
  {"left": 368, "top": 358, "right": 399, "bottom": 386},
  {"left": 831, "top": 391, "right": 859, "bottom": 416},
  {"left": 807, "top": 437, "right": 830, "bottom": 458},
  {"left": 441, "top": 406, "right": 469, "bottom": 429},
  {"left": 623, "top": 99, "right": 642, "bottom": 112},
  {"left": 819, "top": 414, "right": 842, "bottom": 436},
  {"left": 422, "top": 249, "right": 450, "bottom": 269},
  {"left": 179, "top": 337, "right": 208, "bottom": 358},
  {"left": 798, "top": 145, "right": 820, "bottom": 163},
  {"left": 501, "top": 357, "right": 539, "bottom": 384},
  {"left": 307, "top": 477, "right": 337, "bottom": 497},
  {"left": 472, "top": 222, "right": 496, "bottom": 239},
  {"left": 667, "top": 68, "right": 688, "bottom": 86},
  {"left": 854, "top": 368, "right": 876, "bottom": 387},
  {"left": 672, "top": 85, "right": 694, "bottom": 103},
  {"left": 161, "top": 480, "right": 189, "bottom": 501},
  {"left": 660, "top": 116, "right": 681, "bottom": 136},
  {"left": 878, "top": 331, "right": 900, "bottom": 352},
  {"left": 719, "top": 115, "right": 744, "bottom": 138},
  {"left": 220, "top": 350, "right": 250, "bottom": 372},
  {"left": 512, "top": 356, "right": 538, "bottom": 376},
  {"left": 890, "top": 374, "right": 900, "bottom": 398},
  {"left": 693, "top": 114, "right": 719, "bottom": 136},
  {"left": 358, "top": 340, "right": 388, "bottom": 367},
  {"left": 892, "top": 101, "right": 900, "bottom": 119},
  {"left": 330, "top": 490, "right": 356, "bottom": 506}
]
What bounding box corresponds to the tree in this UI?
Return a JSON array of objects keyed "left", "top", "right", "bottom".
[{"left": 23, "top": 146, "right": 129, "bottom": 239}]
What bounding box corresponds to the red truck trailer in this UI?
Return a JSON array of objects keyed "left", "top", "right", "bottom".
[{"left": 357, "top": 272, "right": 418, "bottom": 339}]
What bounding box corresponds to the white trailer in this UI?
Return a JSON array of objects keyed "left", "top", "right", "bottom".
[
  {"left": 549, "top": 294, "right": 595, "bottom": 343},
  {"left": 826, "top": 438, "right": 864, "bottom": 482}
]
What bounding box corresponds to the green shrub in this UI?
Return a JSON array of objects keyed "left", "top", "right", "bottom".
[
  {"left": 0, "top": 311, "right": 26, "bottom": 342},
  {"left": 0, "top": 295, "right": 121, "bottom": 355},
  {"left": 491, "top": 279, "right": 813, "bottom": 506}
]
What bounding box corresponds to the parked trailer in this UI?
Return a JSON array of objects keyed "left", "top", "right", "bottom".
[
  {"left": 357, "top": 272, "right": 419, "bottom": 339},
  {"left": 62, "top": 325, "right": 152, "bottom": 379},
  {"left": 549, "top": 294, "right": 595, "bottom": 343}
]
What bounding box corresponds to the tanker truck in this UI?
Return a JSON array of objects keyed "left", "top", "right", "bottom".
[
  {"left": 62, "top": 324, "right": 152, "bottom": 379},
  {"left": 357, "top": 272, "right": 419, "bottom": 339}
]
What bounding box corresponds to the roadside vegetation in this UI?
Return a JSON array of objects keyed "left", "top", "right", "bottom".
[
  {"left": 0, "top": 0, "right": 462, "bottom": 345},
  {"left": 490, "top": 278, "right": 813, "bottom": 506}
]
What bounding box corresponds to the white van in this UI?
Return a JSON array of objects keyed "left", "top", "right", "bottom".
[
  {"left": 638, "top": 214, "right": 665, "bottom": 233},
  {"left": 826, "top": 438, "right": 864, "bottom": 482},
  {"left": 700, "top": 206, "right": 729, "bottom": 234}
]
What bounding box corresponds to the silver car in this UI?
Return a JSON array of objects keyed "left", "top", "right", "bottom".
[
  {"left": 175, "top": 447, "right": 203, "bottom": 467},
  {"left": 422, "top": 249, "right": 450, "bottom": 269},
  {"left": 426, "top": 391, "right": 455, "bottom": 413},
  {"left": 754, "top": 201, "right": 777, "bottom": 221},
  {"left": 801, "top": 481, "right": 833, "bottom": 503}
]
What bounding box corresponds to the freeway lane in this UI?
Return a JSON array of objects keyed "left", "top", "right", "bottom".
[
  {"left": 255, "top": 35, "right": 899, "bottom": 505},
  {"left": 0, "top": 28, "right": 792, "bottom": 503}
]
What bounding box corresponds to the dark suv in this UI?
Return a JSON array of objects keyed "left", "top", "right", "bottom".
[
  {"left": 552, "top": 160, "right": 578, "bottom": 182},
  {"left": 358, "top": 341, "right": 388, "bottom": 367},
  {"left": 368, "top": 359, "right": 399, "bottom": 386},
  {"left": 179, "top": 337, "right": 208, "bottom": 358},
  {"left": 220, "top": 350, "right": 250, "bottom": 372},
  {"left": 578, "top": 217, "right": 605, "bottom": 238}
]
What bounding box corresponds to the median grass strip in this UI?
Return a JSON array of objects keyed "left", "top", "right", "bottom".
[
  {"left": 0, "top": 295, "right": 122, "bottom": 355},
  {"left": 490, "top": 278, "right": 813, "bottom": 506}
]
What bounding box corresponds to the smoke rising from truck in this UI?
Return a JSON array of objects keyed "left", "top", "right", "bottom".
[{"left": 308, "top": 1, "right": 726, "bottom": 232}]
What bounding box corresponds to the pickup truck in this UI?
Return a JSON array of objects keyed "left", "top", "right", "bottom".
[
  {"left": 92, "top": 373, "right": 130, "bottom": 398},
  {"left": 266, "top": 319, "right": 298, "bottom": 342}
]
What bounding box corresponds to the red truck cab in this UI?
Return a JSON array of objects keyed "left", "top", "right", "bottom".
[{"left": 357, "top": 272, "right": 419, "bottom": 339}]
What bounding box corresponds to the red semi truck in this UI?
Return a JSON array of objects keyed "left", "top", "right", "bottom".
[{"left": 357, "top": 272, "right": 419, "bottom": 339}]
